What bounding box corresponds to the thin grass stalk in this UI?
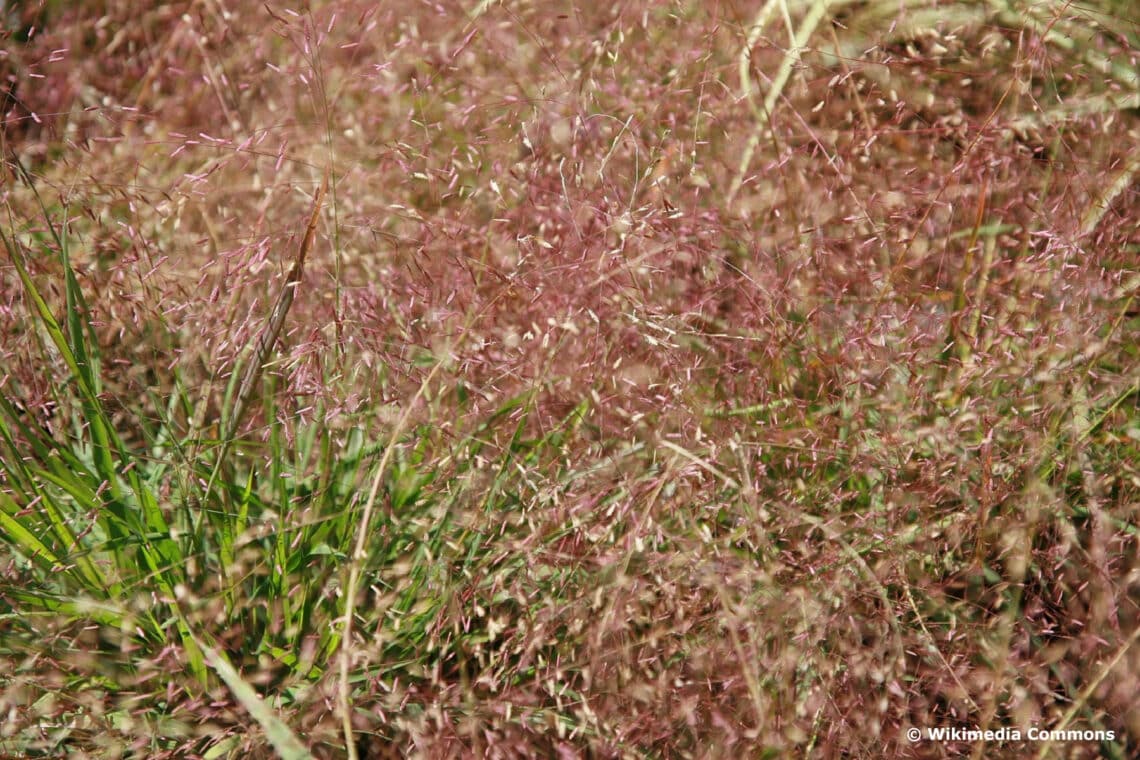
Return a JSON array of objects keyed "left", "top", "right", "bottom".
[
  {"left": 728, "top": 0, "right": 833, "bottom": 205},
  {"left": 338, "top": 358, "right": 445, "bottom": 760}
]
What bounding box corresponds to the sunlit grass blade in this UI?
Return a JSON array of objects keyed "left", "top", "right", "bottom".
[{"left": 198, "top": 638, "right": 315, "bottom": 760}]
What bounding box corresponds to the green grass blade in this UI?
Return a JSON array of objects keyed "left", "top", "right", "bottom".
[
  {"left": 198, "top": 639, "right": 315, "bottom": 760},
  {"left": 0, "top": 492, "right": 62, "bottom": 570}
]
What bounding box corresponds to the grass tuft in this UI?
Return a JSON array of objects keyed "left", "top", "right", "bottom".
[{"left": 2, "top": 0, "right": 1138, "bottom": 757}]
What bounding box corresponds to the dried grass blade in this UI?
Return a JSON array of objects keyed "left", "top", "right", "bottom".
[{"left": 223, "top": 175, "right": 328, "bottom": 442}]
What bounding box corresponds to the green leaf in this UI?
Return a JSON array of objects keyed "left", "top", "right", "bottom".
[{"left": 198, "top": 640, "right": 315, "bottom": 760}]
